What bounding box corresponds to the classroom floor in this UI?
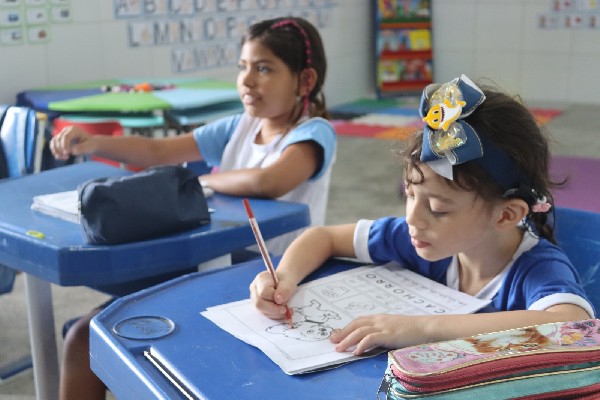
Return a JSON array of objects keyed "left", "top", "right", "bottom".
[{"left": 1, "top": 102, "right": 599, "bottom": 399}]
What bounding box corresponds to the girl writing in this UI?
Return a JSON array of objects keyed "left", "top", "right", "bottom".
[
  {"left": 251, "top": 74, "right": 594, "bottom": 356},
  {"left": 52, "top": 17, "right": 335, "bottom": 400}
]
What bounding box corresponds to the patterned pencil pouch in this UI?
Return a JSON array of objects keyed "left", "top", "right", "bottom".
[{"left": 377, "top": 319, "right": 600, "bottom": 400}]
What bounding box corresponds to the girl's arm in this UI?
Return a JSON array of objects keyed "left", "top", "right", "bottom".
[
  {"left": 331, "top": 303, "right": 591, "bottom": 355},
  {"left": 50, "top": 125, "right": 202, "bottom": 167},
  {"left": 200, "top": 140, "right": 320, "bottom": 198},
  {"left": 250, "top": 223, "right": 357, "bottom": 319}
]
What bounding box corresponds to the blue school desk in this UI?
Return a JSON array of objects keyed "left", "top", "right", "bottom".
[
  {"left": 17, "top": 78, "right": 241, "bottom": 135},
  {"left": 16, "top": 78, "right": 239, "bottom": 113},
  {"left": 90, "top": 258, "right": 388, "bottom": 400},
  {"left": 0, "top": 162, "right": 309, "bottom": 400}
]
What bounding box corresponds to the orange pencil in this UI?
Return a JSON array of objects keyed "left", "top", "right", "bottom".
[{"left": 243, "top": 198, "right": 293, "bottom": 325}]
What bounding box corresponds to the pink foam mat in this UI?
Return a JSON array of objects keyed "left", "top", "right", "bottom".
[{"left": 550, "top": 156, "right": 600, "bottom": 213}]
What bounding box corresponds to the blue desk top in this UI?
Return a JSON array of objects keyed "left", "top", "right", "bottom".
[
  {"left": 90, "top": 258, "right": 387, "bottom": 400},
  {"left": 0, "top": 163, "right": 309, "bottom": 293}
]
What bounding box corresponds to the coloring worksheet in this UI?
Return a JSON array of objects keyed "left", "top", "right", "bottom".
[{"left": 201, "top": 263, "right": 490, "bottom": 375}]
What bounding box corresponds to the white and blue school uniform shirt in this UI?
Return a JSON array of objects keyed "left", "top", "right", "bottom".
[
  {"left": 193, "top": 113, "right": 336, "bottom": 255},
  {"left": 353, "top": 217, "right": 595, "bottom": 317}
]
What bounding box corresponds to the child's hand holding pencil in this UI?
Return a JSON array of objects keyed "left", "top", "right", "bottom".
[
  {"left": 250, "top": 270, "right": 296, "bottom": 321},
  {"left": 244, "top": 199, "right": 294, "bottom": 324}
]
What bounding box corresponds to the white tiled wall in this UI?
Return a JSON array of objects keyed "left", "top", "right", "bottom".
[
  {"left": 0, "top": 1, "right": 373, "bottom": 107},
  {"left": 432, "top": 0, "right": 600, "bottom": 105},
  {"left": 322, "top": 0, "right": 375, "bottom": 106}
]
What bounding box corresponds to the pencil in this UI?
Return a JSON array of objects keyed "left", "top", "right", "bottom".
[{"left": 242, "top": 198, "right": 293, "bottom": 325}]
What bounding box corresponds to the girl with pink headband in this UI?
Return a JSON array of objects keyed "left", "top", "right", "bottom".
[{"left": 54, "top": 17, "right": 335, "bottom": 400}]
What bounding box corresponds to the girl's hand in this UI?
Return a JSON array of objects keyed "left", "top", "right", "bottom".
[
  {"left": 50, "top": 125, "right": 93, "bottom": 160},
  {"left": 250, "top": 270, "right": 297, "bottom": 320},
  {"left": 330, "top": 314, "right": 425, "bottom": 355}
]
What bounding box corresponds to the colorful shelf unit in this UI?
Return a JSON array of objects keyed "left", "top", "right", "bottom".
[{"left": 375, "top": 1, "right": 433, "bottom": 97}]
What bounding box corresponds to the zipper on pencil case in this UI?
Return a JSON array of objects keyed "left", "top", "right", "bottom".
[
  {"left": 389, "top": 364, "right": 600, "bottom": 399},
  {"left": 392, "top": 347, "right": 600, "bottom": 381},
  {"left": 391, "top": 351, "right": 600, "bottom": 393},
  {"left": 513, "top": 380, "right": 600, "bottom": 400}
]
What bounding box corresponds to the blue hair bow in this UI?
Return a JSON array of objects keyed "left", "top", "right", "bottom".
[
  {"left": 417, "top": 75, "right": 548, "bottom": 211},
  {"left": 419, "top": 74, "right": 486, "bottom": 181},
  {"left": 418, "top": 74, "right": 534, "bottom": 194}
]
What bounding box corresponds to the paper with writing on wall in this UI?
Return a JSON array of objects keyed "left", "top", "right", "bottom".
[{"left": 201, "top": 263, "right": 490, "bottom": 375}]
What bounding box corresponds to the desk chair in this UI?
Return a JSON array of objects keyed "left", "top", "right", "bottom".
[
  {"left": 0, "top": 105, "right": 45, "bottom": 294},
  {"left": 554, "top": 207, "right": 600, "bottom": 313},
  {"left": 51, "top": 117, "right": 142, "bottom": 171},
  {"left": 0, "top": 105, "right": 43, "bottom": 178},
  {"left": 0, "top": 105, "right": 45, "bottom": 380}
]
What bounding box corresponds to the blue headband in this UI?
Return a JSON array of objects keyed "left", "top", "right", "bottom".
[{"left": 419, "top": 74, "right": 532, "bottom": 192}]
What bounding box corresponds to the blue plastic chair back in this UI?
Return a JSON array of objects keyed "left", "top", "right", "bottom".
[
  {"left": 0, "top": 106, "right": 38, "bottom": 177},
  {"left": 0, "top": 105, "right": 41, "bottom": 295},
  {"left": 554, "top": 207, "right": 600, "bottom": 314}
]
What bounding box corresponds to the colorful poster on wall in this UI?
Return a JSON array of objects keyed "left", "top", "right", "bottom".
[
  {"left": 0, "top": 27, "right": 22, "bottom": 44},
  {"left": 539, "top": 0, "right": 600, "bottom": 29},
  {"left": 51, "top": 6, "right": 70, "bottom": 22},
  {"left": 25, "top": 7, "right": 47, "bottom": 25},
  {"left": 0, "top": 0, "right": 73, "bottom": 46},
  {"left": 27, "top": 25, "right": 48, "bottom": 42}
]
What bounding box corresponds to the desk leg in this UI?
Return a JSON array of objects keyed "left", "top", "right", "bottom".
[{"left": 24, "top": 274, "right": 59, "bottom": 400}]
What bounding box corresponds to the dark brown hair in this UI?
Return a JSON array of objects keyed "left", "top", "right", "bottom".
[
  {"left": 243, "top": 17, "right": 329, "bottom": 122},
  {"left": 402, "top": 86, "right": 560, "bottom": 243}
]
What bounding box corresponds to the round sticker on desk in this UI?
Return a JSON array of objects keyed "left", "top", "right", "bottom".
[{"left": 113, "top": 316, "right": 175, "bottom": 340}]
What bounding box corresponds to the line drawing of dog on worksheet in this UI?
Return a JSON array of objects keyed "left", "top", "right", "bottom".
[{"left": 266, "top": 299, "right": 342, "bottom": 341}]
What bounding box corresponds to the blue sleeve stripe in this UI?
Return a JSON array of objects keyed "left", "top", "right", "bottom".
[
  {"left": 192, "top": 114, "right": 242, "bottom": 166},
  {"left": 283, "top": 118, "right": 336, "bottom": 179}
]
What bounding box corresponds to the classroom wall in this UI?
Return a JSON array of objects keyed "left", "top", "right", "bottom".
[
  {"left": 0, "top": 0, "right": 373, "bottom": 107},
  {"left": 432, "top": 0, "right": 600, "bottom": 105},
  {"left": 4, "top": 1, "right": 597, "bottom": 109}
]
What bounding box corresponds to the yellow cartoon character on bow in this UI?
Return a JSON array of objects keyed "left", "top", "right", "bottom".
[{"left": 422, "top": 98, "right": 466, "bottom": 131}]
